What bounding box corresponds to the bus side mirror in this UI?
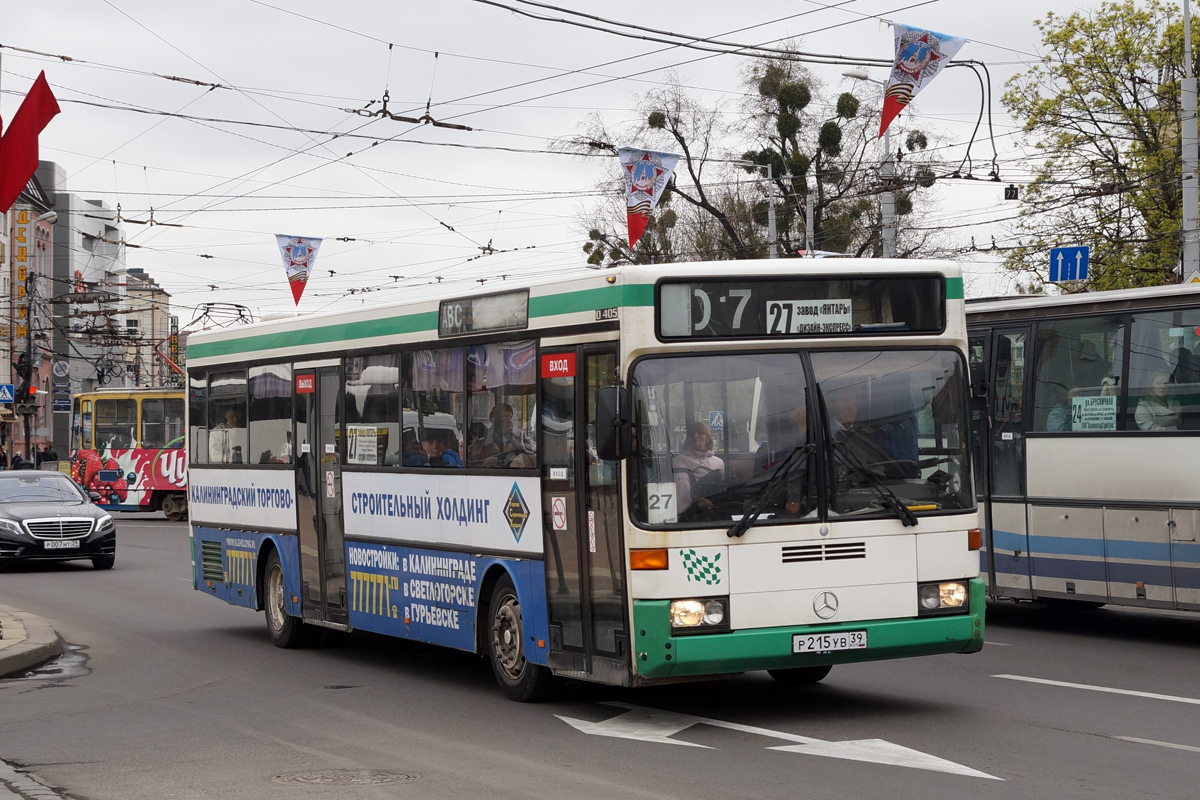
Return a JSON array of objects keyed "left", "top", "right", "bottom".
[{"left": 595, "top": 386, "right": 631, "bottom": 461}]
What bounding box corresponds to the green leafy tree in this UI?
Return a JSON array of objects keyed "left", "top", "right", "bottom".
[{"left": 1001, "top": 0, "right": 1190, "bottom": 290}]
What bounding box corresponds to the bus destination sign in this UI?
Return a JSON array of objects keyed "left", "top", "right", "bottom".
[
  {"left": 657, "top": 276, "right": 944, "bottom": 340},
  {"left": 439, "top": 289, "right": 529, "bottom": 337}
]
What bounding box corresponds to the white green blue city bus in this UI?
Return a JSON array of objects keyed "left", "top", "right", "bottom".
[
  {"left": 186, "top": 259, "right": 984, "bottom": 700},
  {"left": 967, "top": 283, "right": 1200, "bottom": 612}
]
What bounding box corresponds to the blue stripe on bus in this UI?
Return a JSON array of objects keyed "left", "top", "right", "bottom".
[
  {"left": 1029, "top": 555, "right": 1107, "bottom": 583},
  {"left": 991, "top": 528, "right": 1200, "bottom": 565}
]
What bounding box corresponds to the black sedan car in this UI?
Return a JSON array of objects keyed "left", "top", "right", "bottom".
[{"left": 0, "top": 470, "right": 116, "bottom": 569}]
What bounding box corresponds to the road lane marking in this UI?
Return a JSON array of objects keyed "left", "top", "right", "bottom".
[
  {"left": 983, "top": 641, "right": 1010, "bottom": 646},
  {"left": 556, "top": 702, "right": 1001, "bottom": 779},
  {"left": 994, "top": 675, "right": 1200, "bottom": 705},
  {"left": 1115, "top": 737, "right": 1200, "bottom": 753}
]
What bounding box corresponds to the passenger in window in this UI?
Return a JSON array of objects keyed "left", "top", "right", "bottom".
[
  {"left": 1136, "top": 372, "right": 1181, "bottom": 431},
  {"left": 402, "top": 434, "right": 428, "bottom": 467},
  {"left": 466, "top": 422, "right": 491, "bottom": 465},
  {"left": 1046, "top": 388, "right": 1079, "bottom": 432},
  {"left": 483, "top": 403, "right": 535, "bottom": 468},
  {"left": 209, "top": 407, "right": 245, "bottom": 463},
  {"left": 423, "top": 429, "right": 464, "bottom": 468},
  {"left": 673, "top": 421, "right": 725, "bottom": 514}
]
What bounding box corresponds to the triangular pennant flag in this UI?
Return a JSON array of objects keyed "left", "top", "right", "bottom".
[
  {"left": 880, "top": 24, "right": 966, "bottom": 138},
  {"left": 0, "top": 71, "right": 61, "bottom": 214},
  {"left": 619, "top": 148, "right": 680, "bottom": 249},
  {"left": 275, "top": 234, "right": 322, "bottom": 305}
]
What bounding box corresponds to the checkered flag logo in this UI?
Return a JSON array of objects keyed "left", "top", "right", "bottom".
[{"left": 679, "top": 549, "right": 722, "bottom": 586}]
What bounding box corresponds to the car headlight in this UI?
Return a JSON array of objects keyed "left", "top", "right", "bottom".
[
  {"left": 917, "top": 581, "right": 969, "bottom": 615},
  {"left": 669, "top": 597, "right": 729, "bottom": 634},
  {"left": 96, "top": 514, "right": 115, "bottom": 532},
  {"left": 0, "top": 519, "right": 24, "bottom": 537}
]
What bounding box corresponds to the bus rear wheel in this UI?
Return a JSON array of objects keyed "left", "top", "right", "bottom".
[
  {"left": 264, "top": 550, "right": 310, "bottom": 648},
  {"left": 161, "top": 493, "right": 187, "bottom": 521},
  {"left": 768, "top": 665, "right": 832, "bottom": 685},
  {"left": 488, "top": 575, "right": 552, "bottom": 702}
]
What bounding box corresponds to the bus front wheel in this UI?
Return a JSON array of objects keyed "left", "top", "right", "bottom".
[
  {"left": 768, "top": 665, "right": 832, "bottom": 685},
  {"left": 487, "top": 575, "right": 552, "bottom": 702},
  {"left": 264, "top": 550, "right": 310, "bottom": 648}
]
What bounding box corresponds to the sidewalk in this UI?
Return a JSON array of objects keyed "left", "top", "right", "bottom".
[{"left": 0, "top": 604, "right": 62, "bottom": 679}]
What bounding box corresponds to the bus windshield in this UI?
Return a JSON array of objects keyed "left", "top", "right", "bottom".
[{"left": 628, "top": 349, "right": 972, "bottom": 527}]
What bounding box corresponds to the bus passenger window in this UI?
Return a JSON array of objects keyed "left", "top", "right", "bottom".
[
  {"left": 412, "top": 348, "right": 464, "bottom": 467},
  {"left": 208, "top": 370, "right": 247, "bottom": 464},
  {"left": 467, "top": 340, "right": 537, "bottom": 469},
  {"left": 1128, "top": 309, "right": 1200, "bottom": 431},
  {"left": 190, "top": 372, "right": 208, "bottom": 464},
  {"left": 95, "top": 399, "right": 137, "bottom": 450},
  {"left": 250, "top": 364, "right": 294, "bottom": 463}
]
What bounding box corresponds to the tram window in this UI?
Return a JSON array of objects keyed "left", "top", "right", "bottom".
[
  {"left": 411, "top": 348, "right": 465, "bottom": 468},
  {"left": 1128, "top": 309, "right": 1200, "bottom": 431},
  {"left": 142, "top": 398, "right": 185, "bottom": 449},
  {"left": 1032, "top": 316, "right": 1124, "bottom": 433},
  {"left": 189, "top": 373, "right": 207, "bottom": 464},
  {"left": 95, "top": 399, "right": 137, "bottom": 450},
  {"left": 466, "top": 340, "right": 537, "bottom": 469},
  {"left": 345, "top": 355, "right": 398, "bottom": 466},
  {"left": 208, "top": 370, "right": 247, "bottom": 464},
  {"left": 250, "top": 364, "right": 293, "bottom": 463}
]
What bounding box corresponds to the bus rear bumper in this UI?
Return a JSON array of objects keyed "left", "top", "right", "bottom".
[{"left": 632, "top": 577, "right": 985, "bottom": 680}]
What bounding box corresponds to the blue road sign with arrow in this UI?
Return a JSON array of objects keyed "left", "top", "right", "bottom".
[
  {"left": 0, "top": 385, "right": 13, "bottom": 404},
  {"left": 1049, "top": 246, "right": 1089, "bottom": 282}
]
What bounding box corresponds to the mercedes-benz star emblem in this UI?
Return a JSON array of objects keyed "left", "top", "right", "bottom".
[{"left": 813, "top": 591, "right": 839, "bottom": 620}]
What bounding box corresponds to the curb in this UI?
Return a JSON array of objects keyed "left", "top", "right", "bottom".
[{"left": 0, "top": 604, "right": 63, "bottom": 679}]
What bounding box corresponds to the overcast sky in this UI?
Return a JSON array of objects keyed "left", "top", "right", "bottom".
[{"left": 3, "top": 0, "right": 1068, "bottom": 323}]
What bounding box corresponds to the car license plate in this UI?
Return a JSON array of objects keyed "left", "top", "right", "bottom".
[
  {"left": 792, "top": 630, "right": 867, "bottom": 653},
  {"left": 43, "top": 540, "right": 81, "bottom": 550}
]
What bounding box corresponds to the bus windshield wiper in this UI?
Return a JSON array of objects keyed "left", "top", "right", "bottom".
[
  {"left": 727, "top": 443, "right": 815, "bottom": 539},
  {"left": 827, "top": 437, "right": 918, "bottom": 527}
]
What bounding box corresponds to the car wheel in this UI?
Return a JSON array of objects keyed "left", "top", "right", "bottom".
[
  {"left": 768, "top": 665, "right": 832, "bottom": 685},
  {"left": 92, "top": 554, "right": 115, "bottom": 570},
  {"left": 264, "top": 549, "right": 310, "bottom": 648}
]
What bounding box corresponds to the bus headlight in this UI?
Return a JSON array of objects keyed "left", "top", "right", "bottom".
[
  {"left": 669, "top": 597, "right": 729, "bottom": 634},
  {"left": 917, "top": 581, "right": 969, "bottom": 615}
]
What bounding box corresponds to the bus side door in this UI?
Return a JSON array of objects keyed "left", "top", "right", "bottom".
[{"left": 540, "top": 344, "right": 630, "bottom": 685}]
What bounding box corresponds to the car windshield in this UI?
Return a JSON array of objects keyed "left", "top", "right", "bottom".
[
  {"left": 628, "top": 350, "right": 972, "bottom": 528},
  {"left": 0, "top": 475, "right": 86, "bottom": 503}
]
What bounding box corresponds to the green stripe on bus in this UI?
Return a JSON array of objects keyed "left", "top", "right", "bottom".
[
  {"left": 188, "top": 311, "right": 439, "bottom": 360},
  {"left": 188, "top": 283, "right": 657, "bottom": 361},
  {"left": 946, "top": 277, "right": 964, "bottom": 299}
]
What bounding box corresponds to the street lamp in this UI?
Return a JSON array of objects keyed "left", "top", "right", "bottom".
[{"left": 842, "top": 68, "right": 896, "bottom": 258}]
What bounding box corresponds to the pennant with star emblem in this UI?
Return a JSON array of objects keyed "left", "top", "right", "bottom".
[
  {"left": 275, "top": 234, "right": 322, "bottom": 305},
  {"left": 880, "top": 23, "right": 966, "bottom": 138},
  {"left": 619, "top": 148, "right": 680, "bottom": 249}
]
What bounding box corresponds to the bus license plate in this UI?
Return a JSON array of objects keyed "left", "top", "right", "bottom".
[
  {"left": 43, "top": 540, "right": 80, "bottom": 550},
  {"left": 793, "top": 630, "right": 867, "bottom": 653}
]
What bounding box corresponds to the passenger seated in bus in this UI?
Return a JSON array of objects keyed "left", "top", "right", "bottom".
[
  {"left": 673, "top": 421, "right": 725, "bottom": 514},
  {"left": 209, "top": 407, "right": 245, "bottom": 463},
  {"left": 423, "top": 429, "right": 464, "bottom": 467},
  {"left": 401, "top": 434, "right": 428, "bottom": 467},
  {"left": 1135, "top": 372, "right": 1181, "bottom": 431},
  {"left": 483, "top": 403, "right": 535, "bottom": 468},
  {"left": 466, "top": 422, "right": 490, "bottom": 466}
]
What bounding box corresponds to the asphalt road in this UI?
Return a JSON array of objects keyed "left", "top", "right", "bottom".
[{"left": 1, "top": 518, "right": 1199, "bottom": 800}]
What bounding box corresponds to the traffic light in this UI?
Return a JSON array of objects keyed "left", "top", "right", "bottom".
[{"left": 14, "top": 381, "right": 29, "bottom": 403}]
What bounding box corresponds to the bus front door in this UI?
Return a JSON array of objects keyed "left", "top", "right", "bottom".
[
  {"left": 540, "top": 345, "right": 630, "bottom": 685},
  {"left": 295, "top": 366, "right": 349, "bottom": 627}
]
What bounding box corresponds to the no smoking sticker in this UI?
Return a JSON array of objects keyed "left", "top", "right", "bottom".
[{"left": 551, "top": 496, "right": 567, "bottom": 531}]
